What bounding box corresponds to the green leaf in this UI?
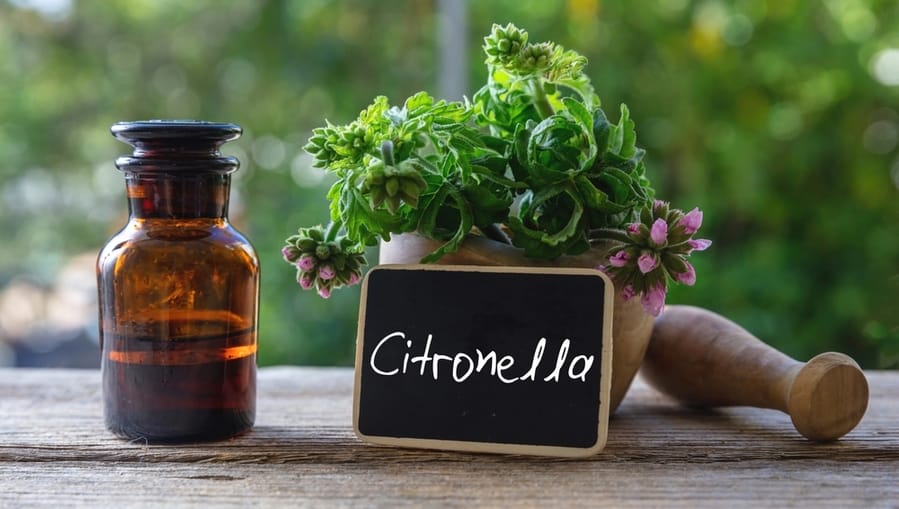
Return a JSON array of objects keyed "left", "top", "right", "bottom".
[
  {"left": 463, "top": 182, "right": 512, "bottom": 227},
  {"left": 507, "top": 214, "right": 589, "bottom": 259},
  {"left": 574, "top": 176, "right": 610, "bottom": 210},
  {"left": 561, "top": 96, "right": 592, "bottom": 133},
  {"left": 358, "top": 96, "right": 391, "bottom": 126},
  {"left": 404, "top": 91, "right": 435, "bottom": 115},
  {"left": 594, "top": 169, "right": 641, "bottom": 212},
  {"left": 416, "top": 182, "right": 450, "bottom": 239},
  {"left": 471, "top": 164, "right": 527, "bottom": 190},
  {"left": 510, "top": 187, "right": 584, "bottom": 249},
  {"left": 608, "top": 104, "right": 636, "bottom": 159},
  {"left": 592, "top": 108, "right": 611, "bottom": 155},
  {"left": 527, "top": 114, "right": 591, "bottom": 176},
  {"left": 420, "top": 189, "right": 474, "bottom": 263},
  {"left": 339, "top": 184, "right": 406, "bottom": 246}
]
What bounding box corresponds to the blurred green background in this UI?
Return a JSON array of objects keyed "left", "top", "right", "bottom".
[{"left": 0, "top": 0, "right": 896, "bottom": 369}]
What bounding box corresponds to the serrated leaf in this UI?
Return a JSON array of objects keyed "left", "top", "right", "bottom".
[
  {"left": 404, "top": 91, "right": 434, "bottom": 115},
  {"left": 610, "top": 103, "right": 636, "bottom": 159},
  {"left": 327, "top": 179, "right": 343, "bottom": 222},
  {"left": 358, "top": 96, "right": 391, "bottom": 125}
]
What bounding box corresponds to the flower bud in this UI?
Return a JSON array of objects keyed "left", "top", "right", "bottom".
[
  {"left": 609, "top": 250, "right": 630, "bottom": 267},
  {"left": 298, "top": 272, "right": 315, "bottom": 290},
  {"left": 688, "top": 238, "right": 712, "bottom": 252},
  {"left": 315, "top": 244, "right": 332, "bottom": 260},
  {"left": 385, "top": 177, "right": 400, "bottom": 197},
  {"left": 318, "top": 264, "right": 336, "bottom": 281},
  {"left": 297, "top": 254, "right": 317, "bottom": 272},
  {"left": 680, "top": 207, "right": 703, "bottom": 235},
  {"left": 637, "top": 252, "right": 659, "bottom": 274},
  {"left": 650, "top": 218, "right": 668, "bottom": 247},
  {"left": 675, "top": 262, "right": 696, "bottom": 286},
  {"left": 297, "top": 238, "right": 317, "bottom": 251},
  {"left": 484, "top": 23, "right": 528, "bottom": 67},
  {"left": 517, "top": 42, "right": 554, "bottom": 72},
  {"left": 282, "top": 245, "right": 301, "bottom": 263},
  {"left": 641, "top": 285, "right": 667, "bottom": 317},
  {"left": 652, "top": 200, "right": 669, "bottom": 218}
]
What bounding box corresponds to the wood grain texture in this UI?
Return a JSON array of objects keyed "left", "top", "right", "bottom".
[{"left": 1, "top": 366, "right": 898, "bottom": 508}]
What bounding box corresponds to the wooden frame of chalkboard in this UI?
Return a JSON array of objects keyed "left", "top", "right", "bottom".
[{"left": 353, "top": 264, "right": 614, "bottom": 457}]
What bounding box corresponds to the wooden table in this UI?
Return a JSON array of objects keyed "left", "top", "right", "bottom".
[{"left": 1, "top": 367, "right": 897, "bottom": 508}]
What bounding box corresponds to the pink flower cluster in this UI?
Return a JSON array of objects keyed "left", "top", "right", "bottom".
[
  {"left": 281, "top": 226, "right": 366, "bottom": 298},
  {"left": 599, "top": 201, "right": 711, "bottom": 317}
]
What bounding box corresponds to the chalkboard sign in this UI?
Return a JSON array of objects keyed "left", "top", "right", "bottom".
[{"left": 353, "top": 264, "right": 614, "bottom": 457}]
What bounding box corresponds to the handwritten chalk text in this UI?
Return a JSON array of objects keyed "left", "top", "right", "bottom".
[{"left": 369, "top": 331, "right": 595, "bottom": 384}]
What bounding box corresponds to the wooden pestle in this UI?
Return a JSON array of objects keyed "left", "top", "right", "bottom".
[{"left": 641, "top": 305, "right": 869, "bottom": 441}]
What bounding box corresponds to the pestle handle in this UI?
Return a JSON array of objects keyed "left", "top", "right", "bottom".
[{"left": 641, "top": 305, "right": 869, "bottom": 441}]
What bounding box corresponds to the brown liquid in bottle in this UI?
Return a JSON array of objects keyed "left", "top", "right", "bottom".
[{"left": 98, "top": 121, "right": 258, "bottom": 442}]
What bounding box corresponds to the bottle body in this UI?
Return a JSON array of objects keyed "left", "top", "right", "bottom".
[
  {"left": 98, "top": 218, "right": 258, "bottom": 442},
  {"left": 98, "top": 121, "right": 257, "bottom": 442}
]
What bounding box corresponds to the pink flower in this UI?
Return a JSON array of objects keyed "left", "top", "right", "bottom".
[
  {"left": 688, "top": 238, "right": 712, "bottom": 251},
  {"left": 641, "top": 285, "right": 667, "bottom": 317},
  {"left": 650, "top": 218, "right": 668, "bottom": 246},
  {"left": 627, "top": 223, "right": 641, "bottom": 235},
  {"left": 347, "top": 271, "right": 361, "bottom": 286},
  {"left": 637, "top": 252, "right": 658, "bottom": 274},
  {"left": 282, "top": 245, "right": 300, "bottom": 263},
  {"left": 609, "top": 250, "right": 630, "bottom": 267},
  {"left": 680, "top": 207, "right": 703, "bottom": 235},
  {"left": 653, "top": 200, "right": 668, "bottom": 216},
  {"left": 620, "top": 285, "right": 637, "bottom": 301},
  {"left": 675, "top": 261, "right": 696, "bottom": 286},
  {"left": 298, "top": 273, "right": 315, "bottom": 290},
  {"left": 317, "top": 286, "right": 332, "bottom": 299},
  {"left": 318, "top": 264, "right": 336, "bottom": 281},
  {"left": 297, "top": 254, "right": 317, "bottom": 272}
]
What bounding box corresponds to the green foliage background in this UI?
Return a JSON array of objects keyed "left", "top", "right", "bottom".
[{"left": 1, "top": 0, "right": 896, "bottom": 367}]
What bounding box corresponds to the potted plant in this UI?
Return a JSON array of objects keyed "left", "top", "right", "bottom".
[{"left": 282, "top": 23, "right": 711, "bottom": 412}]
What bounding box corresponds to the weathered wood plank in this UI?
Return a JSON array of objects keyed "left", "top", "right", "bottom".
[{"left": 1, "top": 367, "right": 897, "bottom": 508}]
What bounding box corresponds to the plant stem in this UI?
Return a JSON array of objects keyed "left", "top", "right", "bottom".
[
  {"left": 529, "top": 78, "right": 555, "bottom": 119},
  {"left": 324, "top": 221, "right": 341, "bottom": 242},
  {"left": 589, "top": 227, "right": 631, "bottom": 243}
]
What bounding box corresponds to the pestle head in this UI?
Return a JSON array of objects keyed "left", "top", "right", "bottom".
[{"left": 788, "top": 352, "right": 869, "bottom": 441}]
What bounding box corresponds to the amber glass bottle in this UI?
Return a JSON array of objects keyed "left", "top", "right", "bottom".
[{"left": 97, "top": 120, "right": 259, "bottom": 442}]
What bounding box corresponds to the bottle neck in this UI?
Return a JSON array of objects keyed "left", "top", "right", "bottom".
[{"left": 126, "top": 173, "right": 231, "bottom": 220}]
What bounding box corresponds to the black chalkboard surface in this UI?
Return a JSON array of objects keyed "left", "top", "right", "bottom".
[{"left": 353, "top": 264, "right": 614, "bottom": 457}]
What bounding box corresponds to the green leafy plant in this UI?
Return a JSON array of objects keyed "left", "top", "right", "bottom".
[{"left": 283, "top": 23, "right": 710, "bottom": 315}]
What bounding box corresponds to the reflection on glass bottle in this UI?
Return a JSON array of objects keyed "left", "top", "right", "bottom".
[{"left": 97, "top": 121, "right": 259, "bottom": 442}]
